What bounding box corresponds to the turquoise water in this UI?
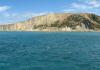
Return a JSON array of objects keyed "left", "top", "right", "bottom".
[{"left": 0, "top": 32, "right": 100, "bottom": 70}]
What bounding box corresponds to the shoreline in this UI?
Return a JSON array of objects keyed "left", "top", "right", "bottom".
[{"left": 0, "top": 30, "right": 100, "bottom": 32}]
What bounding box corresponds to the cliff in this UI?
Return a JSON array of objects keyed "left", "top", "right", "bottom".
[{"left": 0, "top": 13, "right": 100, "bottom": 31}]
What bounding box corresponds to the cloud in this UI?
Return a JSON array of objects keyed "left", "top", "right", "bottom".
[
  {"left": 72, "top": 3, "right": 92, "bottom": 9},
  {"left": 72, "top": 0, "right": 100, "bottom": 9},
  {"left": 0, "top": 6, "right": 10, "bottom": 12},
  {"left": 0, "top": 12, "right": 51, "bottom": 23},
  {"left": 64, "top": 0, "right": 100, "bottom": 14},
  {"left": 63, "top": 9, "right": 75, "bottom": 13},
  {"left": 2, "top": 12, "right": 50, "bottom": 19},
  {"left": 87, "top": 0, "right": 100, "bottom": 8}
]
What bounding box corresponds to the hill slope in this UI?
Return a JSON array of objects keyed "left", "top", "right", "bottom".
[{"left": 0, "top": 13, "right": 100, "bottom": 31}]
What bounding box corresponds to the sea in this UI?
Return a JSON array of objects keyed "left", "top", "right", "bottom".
[{"left": 0, "top": 32, "right": 100, "bottom": 70}]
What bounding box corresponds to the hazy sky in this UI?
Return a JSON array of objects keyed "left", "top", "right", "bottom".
[{"left": 0, "top": 0, "right": 100, "bottom": 24}]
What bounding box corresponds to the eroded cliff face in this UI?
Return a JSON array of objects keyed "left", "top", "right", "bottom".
[{"left": 0, "top": 13, "right": 100, "bottom": 31}]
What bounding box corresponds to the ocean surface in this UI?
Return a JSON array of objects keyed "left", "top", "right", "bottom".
[{"left": 0, "top": 32, "right": 100, "bottom": 70}]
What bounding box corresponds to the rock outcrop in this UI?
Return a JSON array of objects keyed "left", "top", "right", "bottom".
[{"left": 0, "top": 13, "right": 100, "bottom": 31}]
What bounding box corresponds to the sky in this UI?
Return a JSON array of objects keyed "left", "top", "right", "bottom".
[{"left": 0, "top": 0, "right": 100, "bottom": 24}]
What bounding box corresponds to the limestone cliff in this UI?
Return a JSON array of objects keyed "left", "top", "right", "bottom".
[{"left": 0, "top": 13, "right": 100, "bottom": 31}]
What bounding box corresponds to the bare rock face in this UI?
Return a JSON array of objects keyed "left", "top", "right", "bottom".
[{"left": 0, "top": 13, "right": 100, "bottom": 31}]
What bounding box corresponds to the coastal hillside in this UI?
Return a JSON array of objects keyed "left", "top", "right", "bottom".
[{"left": 0, "top": 13, "right": 100, "bottom": 31}]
